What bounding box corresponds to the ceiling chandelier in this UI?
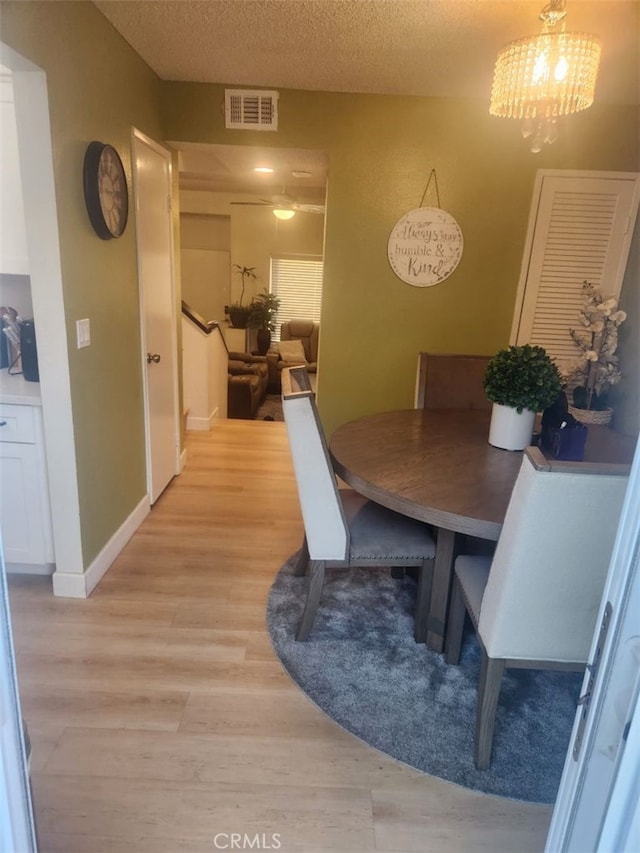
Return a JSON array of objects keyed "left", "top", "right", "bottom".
[{"left": 490, "top": 0, "right": 601, "bottom": 153}]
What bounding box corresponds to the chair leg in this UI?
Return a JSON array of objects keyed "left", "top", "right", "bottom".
[
  {"left": 413, "top": 558, "right": 434, "bottom": 643},
  {"left": 444, "top": 575, "right": 466, "bottom": 664},
  {"left": 296, "top": 560, "right": 326, "bottom": 641},
  {"left": 474, "top": 651, "right": 505, "bottom": 770},
  {"left": 293, "top": 535, "right": 310, "bottom": 577}
]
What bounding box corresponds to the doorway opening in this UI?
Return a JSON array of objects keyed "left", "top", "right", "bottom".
[{"left": 170, "top": 141, "right": 328, "bottom": 424}]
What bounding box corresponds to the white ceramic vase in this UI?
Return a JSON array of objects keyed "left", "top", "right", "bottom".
[{"left": 488, "top": 403, "right": 536, "bottom": 451}]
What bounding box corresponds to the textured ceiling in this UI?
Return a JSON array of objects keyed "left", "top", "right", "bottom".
[
  {"left": 95, "top": 1, "right": 639, "bottom": 102},
  {"left": 93, "top": 0, "right": 639, "bottom": 193}
]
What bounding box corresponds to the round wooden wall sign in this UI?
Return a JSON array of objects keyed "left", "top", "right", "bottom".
[{"left": 387, "top": 207, "right": 463, "bottom": 287}]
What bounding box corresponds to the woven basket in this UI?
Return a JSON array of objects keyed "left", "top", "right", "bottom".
[{"left": 569, "top": 405, "right": 613, "bottom": 426}]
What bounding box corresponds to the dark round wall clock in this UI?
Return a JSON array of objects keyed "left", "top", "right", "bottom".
[{"left": 83, "top": 141, "right": 129, "bottom": 239}]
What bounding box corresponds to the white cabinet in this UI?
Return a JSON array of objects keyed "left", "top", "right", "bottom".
[{"left": 0, "top": 400, "right": 54, "bottom": 573}]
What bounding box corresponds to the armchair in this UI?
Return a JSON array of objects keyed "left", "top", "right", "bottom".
[
  {"left": 267, "top": 320, "right": 319, "bottom": 392},
  {"left": 227, "top": 351, "right": 268, "bottom": 419}
]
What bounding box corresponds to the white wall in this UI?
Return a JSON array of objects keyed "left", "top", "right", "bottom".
[
  {"left": 0, "top": 68, "right": 29, "bottom": 277},
  {"left": 181, "top": 316, "right": 228, "bottom": 428},
  {"left": 180, "top": 211, "right": 231, "bottom": 321},
  {"left": 180, "top": 189, "right": 324, "bottom": 314},
  {"left": 181, "top": 248, "right": 230, "bottom": 324}
]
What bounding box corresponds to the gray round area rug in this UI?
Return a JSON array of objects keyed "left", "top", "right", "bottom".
[{"left": 266, "top": 552, "right": 582, "bottom": 804}]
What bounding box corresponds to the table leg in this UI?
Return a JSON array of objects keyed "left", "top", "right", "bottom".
[
  {"left": 293, "top": 535, "right": 310, "bottom": 576},
  {"left": 426, "top": 528, "right": 459, "bottom": 652}
]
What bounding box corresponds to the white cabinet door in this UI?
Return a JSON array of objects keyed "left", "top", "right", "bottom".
[{"left": 0, "top": 442, "right": 48, "bottom": 565}]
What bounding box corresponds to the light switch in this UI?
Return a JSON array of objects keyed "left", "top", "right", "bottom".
[{"left": 76, "top": 318, "right": 91, "bottom": 349}]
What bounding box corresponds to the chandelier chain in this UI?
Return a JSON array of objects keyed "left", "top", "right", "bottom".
[{"left": 539, "top": 0, "right": 567, "bottom": 26}]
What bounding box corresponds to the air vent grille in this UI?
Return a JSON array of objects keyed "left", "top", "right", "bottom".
[{"left": 225, "top": 89, "right": 279, "bottom": 131}]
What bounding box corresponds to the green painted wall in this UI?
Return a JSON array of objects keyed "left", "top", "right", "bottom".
[
  {"left": 1, "top": 1, "right": 163, "bottom": 565},
  {"left": 161, "top": 84, "right": 640, "bottom": 436},
  {"left": 1, "top": 0, "right": 638, "bottom": 577},
  {"left": 613, "top": 215, "right": 640, "bottom": 436}
]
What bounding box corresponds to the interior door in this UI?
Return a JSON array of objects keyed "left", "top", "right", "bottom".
[
  {"left": 545, "top": 440, "right": 640, "bottom": 852},
  {"left": 0, "top": 537, "right": 37, "bottom": 851},
  {"left": 132, "top": 129, "right": 180, "bottom": 504}
]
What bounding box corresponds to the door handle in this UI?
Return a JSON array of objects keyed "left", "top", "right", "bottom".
[{"left": 146, "top": 353, "right": 161, "bottom": 364}]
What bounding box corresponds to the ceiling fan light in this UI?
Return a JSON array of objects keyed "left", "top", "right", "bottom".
[{"left": 273, "top": 208, "right": 296, "bottom": 220}]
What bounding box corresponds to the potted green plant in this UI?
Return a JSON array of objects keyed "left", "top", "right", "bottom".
[
  {"left": 248, "top": 289, "right": 281, "bottom": 355},
  {"left": 484, "top": 344, "right": 562, "bottom": 450},
  {"left": 566, "top": 280, "right": 626, "bottom": 425},
  {"left": 228, "top": 264, "right": 256, "bottom": 328}
]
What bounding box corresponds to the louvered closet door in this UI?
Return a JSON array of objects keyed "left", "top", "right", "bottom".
[{"left": 511, "top": 171, "right": 640, "bottom": 372}]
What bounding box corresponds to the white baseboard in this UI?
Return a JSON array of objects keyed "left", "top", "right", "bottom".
[
  {"left": 185, "top": 414, "right": 209, "bottom": 430},
  {"left": 51, "top": 570, "right": 87, "bottom": 598},
  {"left": 186, "top": 406, "right": 219, "bottom": 431},
  {"left": 179, "top": 447, "right": 187, "bottom": 472},
  {"left": 52, "top": 495, "right": 150, "bottom": 598}
]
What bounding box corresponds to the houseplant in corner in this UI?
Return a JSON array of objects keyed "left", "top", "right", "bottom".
[
  {"left": 248, "top": 289, "right": 281, "bottom": 355},
  {"left": 484, "top": 344, "right": 562, "bottom": 450},
  {"left": 228, "top": 264, "right": 256, "bottom": 329},
  {"left": 566, "top": 280, "right": 626, "bottom": 426}
]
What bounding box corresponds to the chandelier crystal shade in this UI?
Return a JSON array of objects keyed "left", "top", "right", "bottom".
[{"left": 490, "top": 1, "right": 601, "bottom": 152}]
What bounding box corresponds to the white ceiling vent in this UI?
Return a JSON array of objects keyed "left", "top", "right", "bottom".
[{"left": 225, "top": 89, "right": 279, "bottom": 131}]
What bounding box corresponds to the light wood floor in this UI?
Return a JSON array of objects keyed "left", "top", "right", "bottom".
[{"left": 8, "top": 420, "right": 552, "bottom": 852}]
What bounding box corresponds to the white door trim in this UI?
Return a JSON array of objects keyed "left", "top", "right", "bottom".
[{"left": 0, "top": 42, "right": 84, "bottom": 586}]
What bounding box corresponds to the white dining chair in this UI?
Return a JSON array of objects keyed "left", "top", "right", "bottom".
[
  {"left": 444, "top": 446, "right": 629, "bottom": 769},
  {"left": 282, "top": 366, "right": 436, "bottom": 641}
]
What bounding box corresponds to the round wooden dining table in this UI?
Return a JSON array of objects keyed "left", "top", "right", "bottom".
[
  {"left": 329, "top": 408, "right": 522, "bottom": 652},
  {"left": 330, "top": 407, "right": 636, "bottom": 652}
]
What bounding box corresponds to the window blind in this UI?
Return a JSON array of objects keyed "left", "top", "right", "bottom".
[{"left": 270, "top": 256, "right": 323, "bottom": 341}]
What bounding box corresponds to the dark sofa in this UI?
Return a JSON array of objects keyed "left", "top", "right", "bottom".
[{"left": 227, "top": 352, "right": 269, "bottom": 419}]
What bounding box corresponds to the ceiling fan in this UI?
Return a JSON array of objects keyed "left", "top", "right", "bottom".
[{"left": 230, "top": 190, "right": 325, "bottom": 216}]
